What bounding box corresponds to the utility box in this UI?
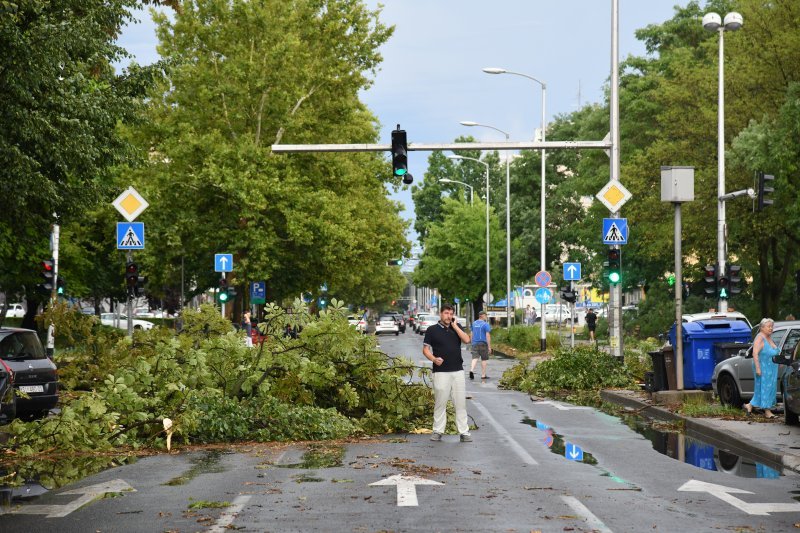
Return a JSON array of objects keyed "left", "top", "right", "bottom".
[{"left": 661, "top": 166, "right": 695, "bottom": 202}]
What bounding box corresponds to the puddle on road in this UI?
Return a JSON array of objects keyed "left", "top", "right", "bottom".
[
  {"left": 1, "top": 454, "right": 137, "bottom": 507},
  {"left": 164, "top": 450, "right": 228, "bottom": 486},
  {"left": 272, "top": 444, "right": 345, "bottom": 470},
  {"left": 618, "top": 414, "right": 783, "bottom": 479},
  {"left": 521, "top": 417, "right": 598, "bottom": 466}
]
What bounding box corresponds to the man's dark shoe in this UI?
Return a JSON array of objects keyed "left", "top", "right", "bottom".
[
  {"left": 469, "top": 371, "right": 474, "bottom": 380},
  {"left": 460, "top": 434, "right": 473, "bottom": 442},
  {"left": 430, "top": 432, "right": 442, "bottom": 442}
]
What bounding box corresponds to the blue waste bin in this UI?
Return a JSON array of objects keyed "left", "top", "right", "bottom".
[{"left": 669, "top": 320, "right": 751, "bottom": 389}]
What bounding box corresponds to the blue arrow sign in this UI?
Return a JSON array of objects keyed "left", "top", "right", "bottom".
[
  {"left": 117, "top": 222, "right": 144, "bottom": 250},
  {"left": 565, "top": 442, "right": 584, "bottom": 462},
  {"left": 602, "top": 218, "right": 628, "bottom": 245},
  {"left": 214, "top": 253, "right": 233, "bottom": 272},
  {"left": 563, "top": 262, "right": 581, "bottom": 281},
  {"left": 535, "top": 288, "right": 552, "bottom": 304}
]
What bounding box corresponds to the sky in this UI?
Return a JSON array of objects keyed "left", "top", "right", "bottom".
[{"left": 117, "top": 0, "right": 692, "bottom": 246}]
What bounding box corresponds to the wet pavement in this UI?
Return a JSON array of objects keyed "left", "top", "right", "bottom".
[{"left": 601, "top": 389, "right": 800, "bottom": 475}]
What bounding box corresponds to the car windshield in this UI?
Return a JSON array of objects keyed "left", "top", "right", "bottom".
[
  {"left": 379, "top": 316, "right": 395, "bottom": 321},
  {"left": 0, "top": 331, "right": 46, "bottom": 361}
]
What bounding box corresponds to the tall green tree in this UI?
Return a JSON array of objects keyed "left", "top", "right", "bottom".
[{"left": 128, "top": 0, "right": 408, "bottom": 308}]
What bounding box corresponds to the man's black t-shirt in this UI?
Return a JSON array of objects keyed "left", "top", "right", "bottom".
[
  {"left": 423, "top": 322, "right": 463, "bottom": 373},
  {"left": 585, "top": 311, "right": 597, "bottom": 329}
]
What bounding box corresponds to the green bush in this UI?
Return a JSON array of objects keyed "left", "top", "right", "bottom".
[{"left": 492, "top": 325, "right": 561, "bottom": 353}]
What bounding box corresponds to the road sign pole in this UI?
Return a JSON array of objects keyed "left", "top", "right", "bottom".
[
  {"left": 46, "top": 219, "right": 59, "bottom": 357},
  {"left": 674, "top": 202, "right": 684, "bottom": 390},
  {"left": 570, "top": 281, "right": 575, "bottom": 349},
  {"left": 126, "top": 251, "right": 133, "bottom": 337},
  {"left": 609, "top": 0, "right": 623, "bottom": 359},
  {"left": 221, "top": 272, "right": 226, "bottom": 318}
]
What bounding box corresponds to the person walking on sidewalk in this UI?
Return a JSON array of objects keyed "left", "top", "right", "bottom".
[
  {"left": 469, "top": 310, "right": 492, "bottom": 380},
  {"left": 423, "top": 304, "right": 472, "bottom": 442},
  {"left": 744, "top": 318, "right": 779, "bottom": 419},
  {"left": 585, "top": 308, "right": 597, "bottom": 342}
]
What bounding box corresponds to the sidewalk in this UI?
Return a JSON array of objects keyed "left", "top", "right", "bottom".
[{"left": 601, "top": 389, "right": 800, "bottom": 474}]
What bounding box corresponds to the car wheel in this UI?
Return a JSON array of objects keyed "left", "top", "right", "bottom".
[
  {"left": 783, "top": 387, "right": 799, "bottom": 425},
  {"left": 717, "top": 373, "right": 743, "bottom": 408},
  {"left": 395, "top": 331, "right": 399, "bottom": 336}
]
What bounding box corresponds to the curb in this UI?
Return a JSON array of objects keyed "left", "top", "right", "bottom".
[{"left": 600, "top": 390, "right": 800, "bottom": 474}]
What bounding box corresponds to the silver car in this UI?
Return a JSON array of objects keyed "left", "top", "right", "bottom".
[{"left": 712, "top": 321, "right": 800, "bottom": 407}]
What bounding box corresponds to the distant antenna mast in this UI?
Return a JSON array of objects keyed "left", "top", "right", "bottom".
[{"left": 577, "top": 80, "right": 582, "bottom": 108}]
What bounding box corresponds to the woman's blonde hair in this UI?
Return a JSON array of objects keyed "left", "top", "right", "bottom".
[{"left": 759, "top": 318, "right": 774, "bottom": 330}]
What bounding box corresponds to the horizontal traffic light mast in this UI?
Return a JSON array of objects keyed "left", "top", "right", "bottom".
[{"left": 271, "top": 140, "right": 612, "bottom": 153}]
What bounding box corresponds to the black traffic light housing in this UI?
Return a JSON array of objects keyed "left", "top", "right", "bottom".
[
  {"left": 560, "top": 288, "right": 577, "bottom": 303},
  {"left": 727, "top": 264, "right": 742, "bottom": 296},
  {"left": 37, "top": 259, "right": 55, "bottom": 294},
  {"left": 607, "top": 248, "right": 621, "bottom": 285},
  {"left": 387, "top": 259, "right": 403, "bottom": 266},
  {"left": 125, "top": 262, "right": 139, "bottom": 295},
  {"left": 391, "top": 126, "right": 413, "bottom": 185},
  {"left": 703, "top": 264, "right": 717, "bottom": 296},
  {"left": 218, "top": 277, "right": 229, "bottom": 303},
  {"left": 757, "top": 172, "right": 774, "bottom": 211}
]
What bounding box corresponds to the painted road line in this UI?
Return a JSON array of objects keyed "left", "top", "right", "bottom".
[
  {"left": 472, "top": 400, "right": 538, "bottom": 465},
  {"left": 678, "top": 479, "right": 800, "bottom": 516},
  {"left": 561, "top": 495, "right": 613, "bottom": 533},
  {"left": 0, "top": 479, "right": 135, "bottom": 518},
  {"left": 370, "top": 474, "right": 444, "bottom": 507},
  {"left": 209, "top": 495, "right": 252, "bottom": 532}
]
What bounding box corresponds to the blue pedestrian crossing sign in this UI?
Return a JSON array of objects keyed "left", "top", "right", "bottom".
[
  {"left": 215, "top": 253, "right": 233, "bottom": 272},
  {"left": 535, "top": 288, "right": 552, "bottom": 304},
  {"left": 117, "top": 222, "right": 144, "bottom": 250},
  {"left": 565, "top": 442, "right": 584, "bottom": 461},
  {"left": 602, "top": 218, "right": 628, "bottom": 245},
  {"left": 563, "top": 262, "right": 581, "bottom": 281}
]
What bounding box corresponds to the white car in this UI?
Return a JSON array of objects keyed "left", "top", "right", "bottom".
[
  {"left": 4, "top": 303, "right": 25, "bottom": 318},
  {"left": 543, "top": 304, "right": 575, "bottom": 324},
  {"left": 416, "top": 314, "right": 438, "bottom": 335},
  {"left": 347, "top": 315, "right": 367, "bottom": 333},
  {"left": 99, "top": 313, "right": 155, "bottom": 330},
  {"left": 375, "top": 315, "right": 399, "bottom": 336},
  {"left": 683, "top": 311, "right": 752, "bottom": 329}
]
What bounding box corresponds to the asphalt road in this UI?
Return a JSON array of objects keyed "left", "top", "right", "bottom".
[{"left": 3, "top": 330, "right": 800, "bottom": 532}]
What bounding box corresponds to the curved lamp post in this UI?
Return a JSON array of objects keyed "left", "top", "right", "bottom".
[
  {"left": 483, "top": 67, "right": 548, "bottom": 349},
  {"left": 460, "top": 121, "right": 513, "bottom": 329},
  {"left": 449, "top": 154, "right": 490, "bottom": 316},
  {"left": 702, "top": 11, "right": 743, "bottom": 314},
  {"left": 439, "top": 178, "right": 474, "bottom": 205}
]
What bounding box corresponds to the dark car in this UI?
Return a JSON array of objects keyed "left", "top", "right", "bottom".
[
  {"left": 0, "top": 328, "right": 59, "bottom": 418},
  {"left": 387, "top": 312, "right": 406, "bottom": 333},
  {"left": 778, "top": 335, "right": 800, "bottom": 425},
  {"left": 0, "top": 359, "right": 15, "bottom": 421}
]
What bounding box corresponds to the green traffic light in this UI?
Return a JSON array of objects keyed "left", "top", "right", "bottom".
[
  {"left": 667, "top": 274, "right": 676, "bottom": 286},
  {"left": 394, "top": 168, "right": 407, "bottom": 176},
  {"left": 57, "top": 287, "right": 64, "bottom": 295},
  {"left": 219, "top": 292, "right": 229, "bottom": 303},
  {"left": 609, "top": 272, "right": 621, "bottom": 284}
]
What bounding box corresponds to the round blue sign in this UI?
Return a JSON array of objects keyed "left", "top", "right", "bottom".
[{"left": 535, "top": 288, "right": 552, "bottom": 304}]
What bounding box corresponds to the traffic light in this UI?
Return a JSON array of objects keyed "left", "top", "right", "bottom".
[
  {"left": 560, "top": 288, "right": 577, "bottom": 303},
  {"left": 607, "top": 248, "right": 621, "bottom": 285},
  {"left": 218, "top": 277, "right": 229, "bottom": 303},
  {"left": 391, "top": 126, "right": 413, "bottom": 185},
  {"left": 57, "top": 277, "right": 66, "bottom": 296},
  {"left": 387, "top": 259, "right": 403, "bottom": 266},
  {"left": 667, "top": 273, "right": 676, "bottom": 287},
  {"left": 703, "top": 264, "right": 717, "bottom": 296},
  {"left": 318, "top": 292, "right": 328, "bottom": 309},
  {"left": 727, "top": 264, "right": 742, "bottom": 296},
  {"left": 757, "top": 172, "right": 774, "bottom": 211},
  {"left": 135, "top": 277, "right": 146, "bottom": 298},
  {"left": 125, "top": 262, "right": 139, "bottom": 295},
  {"left": 37, "top": 259, "right": 55, "bottom": 294},
  {"left": 718, "top": 271, "right": 729, "bottom": 299}
]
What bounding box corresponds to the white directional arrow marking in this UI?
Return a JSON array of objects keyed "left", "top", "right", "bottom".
[
  {"left": 1, "top": 479, "right": 135, "bottom": 518},
  {"left": 537, "top": 400, "right": 592, "bottom": 411},
  {"left": 219, "top": 256, "right": 228, "bottom": 268},
  {"left": 678, "top": 479, "right": 800, "bottom": 516},
  {"left": 569, "top": 448, "right": 581, "bottom": 459},
  {"left": 370, "top": 474, "right": 443, "bottom": 507},
  {"left": 567, "top": 265, "right": 578, "bottom": 276}
]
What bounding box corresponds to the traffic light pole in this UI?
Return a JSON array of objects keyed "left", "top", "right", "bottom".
[
  {"left": 221, "top": 272, "right": 226, "bottom": 318},
  {"left": 126, "top": 251, "right": 134, "bottom": 337},
  {"left": 46, "top": 221, "right": 60, "bottom": 357},
  {"left": 569, "top": 281, "right": 575, "bottom": 349},
  {"left": 674, "top": 203, "right": 684, "bottom": 391}
]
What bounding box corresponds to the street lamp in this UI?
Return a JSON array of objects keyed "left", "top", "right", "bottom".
[
  {"left": 449, "top": 154, "right": 490, "bottom": 315},
  {"left": 439, "top": 178, "right": 474, "bottom": 205},
  {"left": 483, "top": 67, "right": 548, "bottom": 350},
  {"left": 460, "top": 121, "right": 513, "bottom": 330},
  {"left": 703, "top": 12, "right": 742, "bottom": 313}
]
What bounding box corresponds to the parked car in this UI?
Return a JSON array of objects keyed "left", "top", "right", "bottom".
[
  {"left": 416, "top": 314, "right": 438, "bottom": 335},
  {"left": 0, "top": 358, "right": 15, "bottom": 421},
  {"left": 684, "top": 311, "right": 752, "bottom": 329},
  {"left": 712, "top": 320, "right": 800, "bottom": 407},
  {"left": 3, "top": 303, "right": 25, "bottom": 319},
  {"left": 99, "top": 313, "right": 155, "bottom": 330},
  {"left": 542, "top": 304, "right": 575, "bottom": 324},
  {"left": 347, "top": 315, "right": 367, "bottom": 333},
  {"left": 386, "top": 312, "right": 406, "bottom": 333},
  {"left": 0, "top": 327, "right": 59, "bottom": 418},
  {"left": 375, "top": 315, "right": 399, "bottom": 336},
  {"left": 779, "top": 340, "right": 800, "bottom": 425}
]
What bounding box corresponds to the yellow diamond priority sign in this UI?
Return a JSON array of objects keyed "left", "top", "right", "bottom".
[
  {"left": 112, "top": 187, "right": 149, "bottom": 222},
  {"left": 596, "top": 180, "right": 632, "bottom": 213}
]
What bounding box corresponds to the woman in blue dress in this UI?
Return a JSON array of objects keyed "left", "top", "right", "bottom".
[{"left": 744, "top": 318, "right": 779, "bottom": 419}]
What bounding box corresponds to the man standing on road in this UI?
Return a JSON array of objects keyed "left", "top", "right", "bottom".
[
  {"left": 469, "top": 310, "right": 492, "bottom": 380},
  {"left": 423, "top": 304, "right": 472, "bottom": 442},
  {"left": 585, "top": 308, "right": 597, "bottom": 342}
]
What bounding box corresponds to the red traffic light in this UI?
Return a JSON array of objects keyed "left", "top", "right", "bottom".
[{"left": 41, "top": 260, "right": 54, "bottom": 272}]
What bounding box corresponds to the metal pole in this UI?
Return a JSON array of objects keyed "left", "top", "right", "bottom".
[
  {"left": 485, "top": 165, "right": 491, "bottom": 313},
  {"left": 609, "top": 0, "right": 623, "bottom": 358},
  {"left": 539, "top": 83, "right": 548, "bottom": 352},
  {"left": 570, "top": 281, "right": 575, "bottom": 348},
  {"left": 46, "top": 219, "right": 59, "bottom": 357},
  {"left": 675, "top": 202, "right": 684, "bottom": 390},
  {"left": 717, "top": 27, "right": 727, "bottom": 314},
  {"left": 126, "top": 251, "right": 133, "bottom": 336},
  {"left": 505, "top": 138, "right": 512, "bottom": 330},
  {"left": 221, "top": 272, "right": 226, "bottom": 318}
]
